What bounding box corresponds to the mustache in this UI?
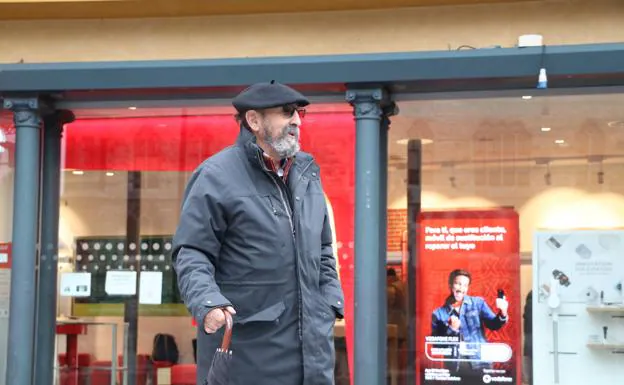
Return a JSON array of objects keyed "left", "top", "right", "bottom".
[{"left": 282, "top": 124, "right": 299, "bottom": 136}]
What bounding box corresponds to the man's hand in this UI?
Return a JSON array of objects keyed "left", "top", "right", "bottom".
[
  {"left": 496, "top": 297, "right": 509, "bottom": 318},
  {"left": 203, "top": 306, "right": 236, "bottom": 334},
  {"left": 449, "top": 315, "right": 461, "bottom": 332}
]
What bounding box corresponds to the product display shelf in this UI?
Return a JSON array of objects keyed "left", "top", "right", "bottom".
[
  {"left": 586, "top": 342, "right": 624, "bottom": 353},
  {"left": 586, "top": 304, "right": 624, "bottom": 353},
  {"left": 586, "top": 305, "right": 624, "bottom": 314}
]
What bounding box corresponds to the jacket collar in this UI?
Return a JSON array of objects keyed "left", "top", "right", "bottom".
[
  {"left": 444, "top": 294, "right": 474, "bottom": 311},
  {"left": 235, "top": 125, "right": 314, "bottom": 177}
]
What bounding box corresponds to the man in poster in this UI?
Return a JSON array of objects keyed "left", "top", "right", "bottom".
[{"left": 431, "top": 269, "right": 509, "bottom": 382}]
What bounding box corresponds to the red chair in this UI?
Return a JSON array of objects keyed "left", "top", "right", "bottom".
[
  {"left": 58, "top": 353, "right": 92, "bottom": 385},
  {"left": 117, "top": 354, "right": 150, "bottom": 385},
  {"left": 90, "top": 360, "right": 113, "bottom": 385},
  {"left": 170, "top": 364, "right": 197, "bottom": 385}
]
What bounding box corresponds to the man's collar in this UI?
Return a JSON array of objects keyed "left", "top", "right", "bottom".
[
  {"left": 236, "top": 125, "right": 299, "bottom": 181},
  {"left": 445, "top": 295, "right": 473, "bottom": 309},
  {"left": 262, "top": 152, "right": 294, "bottom": 181},
  {"left": 236, "top": 125, "right": 255, "bottom": 146}
]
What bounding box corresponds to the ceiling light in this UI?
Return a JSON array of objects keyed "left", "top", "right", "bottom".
[
  {"left": 106, "top": 172, "right": 115, "bottom": 176},
  {"left": 396, "top": 138, "right": 433, "bottom": 145},
  {"left": 554, "top": 139, "right": 565, "bottom": 144},
  {"left": 541, "top": 127, "right": 551, "bottom": 132},
  {"left": 128, "top": 106, "right": 137, "bottom": 110},
  {"left": 72, "top": 170, "right": 84, "bottom": 175},
  {"left": 607, "top": 120, "right": 624, "bottom": 128},
  {"left": 522, "top": 95, "right": 533, "bottom": 100}
]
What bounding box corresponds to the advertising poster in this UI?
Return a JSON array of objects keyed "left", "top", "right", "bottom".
[
  {"left": 416, "top": 208, "right": 521, "bottom": 385},
  {"left": 534, "top": 230, "right": 624, "bottom": 305}
]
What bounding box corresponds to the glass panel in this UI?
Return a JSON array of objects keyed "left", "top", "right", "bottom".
[
  {"left": 391, "top": 92, "right": 624, "bottom": 385},
  {"left": 57, "top": 101, "right": 356, "bottom": 384},
  {"left": 0, "top": 110, "right": 14, "bottom": 383}
]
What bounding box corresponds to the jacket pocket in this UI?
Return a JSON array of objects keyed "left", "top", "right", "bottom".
[
  {"left": 321, "top": 287, "right": 345, "bottom": 319},
  {"left": 234, "top": 301, "right": 286, "bottom": 325}
]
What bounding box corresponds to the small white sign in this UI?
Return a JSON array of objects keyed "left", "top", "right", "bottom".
[
  {"left": 60, "top": 272, "right": 92, "bottom": 297},
  {"left": 105, "top": 271, "right": 137, "bottom": 296},
  {"left": 0, "top": 253, "right": 7, "bottom": 264},
  {"left": 139, "top": 271, "right": 163, "bottom": 305},
  {"left": 0, "top": 269, "right": 10, "bottom": 317}
]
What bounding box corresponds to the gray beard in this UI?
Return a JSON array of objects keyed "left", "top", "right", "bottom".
[{"left": 264, "top": 124, "right": 300, "bottom": 159}]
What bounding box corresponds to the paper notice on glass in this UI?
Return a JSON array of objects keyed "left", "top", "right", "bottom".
[
  {"left": 139, "top": 271, "right": 163, "bottom": 305},
  {"left": 0, "top": 269, "right": 10, "bottom": 317},
  {"left": 60, "top": 272, "right": 92, "bottom": 297},
  {"left": 105, "top": 271, "right": 137, "bottom": 296}
]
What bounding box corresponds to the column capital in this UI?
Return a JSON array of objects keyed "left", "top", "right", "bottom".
[
  {"left": 346, "top": 88, "right": 394, "bottom": 121},
  {"left": 345, "top": 88, "right": 386, "bottom": 104},
  {"left": 3, "top": 97, "right": 40, "bottom": 111},
  {"left": 346, "top": 88, "right": 397, "bottom": 123},
  {"left": 3, "top": 97, "right": 52, "bottom": 129}
]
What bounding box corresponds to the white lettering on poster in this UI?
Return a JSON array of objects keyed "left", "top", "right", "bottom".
[
  {"left": 424, "top": 368, "right": 461, "bottom": 382},
  {"left": 424, "top": 226, "right": 507, "bottom": 251}
]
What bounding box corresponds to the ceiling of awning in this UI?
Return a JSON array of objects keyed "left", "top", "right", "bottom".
[{"left": 0, "top": 0, "right": 535, "bottom": 20}]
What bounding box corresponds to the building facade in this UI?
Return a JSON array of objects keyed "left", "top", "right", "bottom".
[{"left": 1, "top": 1, "right": 624, "bottom": 385}]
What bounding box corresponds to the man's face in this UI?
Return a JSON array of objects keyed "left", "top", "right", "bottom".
[
  {"left": 250, "top": 104, "right": 303, "bottom": 159},
  {"left": 450, "top": 275, "right": 470, "bottom": 302}
]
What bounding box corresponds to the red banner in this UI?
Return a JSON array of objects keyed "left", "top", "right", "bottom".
[{"left": 416, "top": 208, "right": 521, "bottom": 385}]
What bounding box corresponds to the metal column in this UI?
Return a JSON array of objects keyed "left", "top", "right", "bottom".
[
  {"left": 34, "top": 110, "right": 75, "bottom": 385},
  {"left": 378, "top": 105, "right": 389, "bottom": 383},
  {"left": 406, "top": 140, "right": 422, "bottom": 385},
  {"left": 3, "top": 97, "right": 44, "bottom": 385},
  {"left": 124, "top": 171, "right": 142, "bottom": 385},
  {"left": 347, "top": 88, "right": 392, "bottom": 385},
  {"left": 380, "top": 104, "right": 399, "bottom": 383}
]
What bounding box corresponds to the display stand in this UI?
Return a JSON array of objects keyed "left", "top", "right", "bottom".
[
  {"left": 55, "top": 319, "right": 129, "bottom": 385},
  {"left": 532, "top": 230, "right": 624, "bottom": 385}
]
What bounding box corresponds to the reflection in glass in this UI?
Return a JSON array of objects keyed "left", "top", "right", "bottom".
[{"left": 391, "top": 93, "right": 624, "bottom": 385}]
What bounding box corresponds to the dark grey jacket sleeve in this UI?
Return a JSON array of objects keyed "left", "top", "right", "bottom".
[
  {"left": 172, "top": 165, "right": 231, "bottom": 327},
  {"left": 320, "top": 202, "right": 345, "bottom": 319}
]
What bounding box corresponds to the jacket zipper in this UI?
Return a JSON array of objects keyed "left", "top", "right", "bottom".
[
  {"left": 289, "top": 160, "right": 313, "bottom": 344},
  {"left": 261, "top": 156, "right": 313, "bottom": 343},
  {"left": 267, "top": 175, "right": 301, "bottom": 341},
  {"left": 269, "top": 177, "right": 294, "bottom": 233}
]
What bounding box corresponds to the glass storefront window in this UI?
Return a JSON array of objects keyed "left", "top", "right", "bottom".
[
  {"left": 5, "top": 89, "right": 621, "bottom": 385},
  {"left": 0, "top": 110, "right": 14, "bottom": 383},
  {"left": 55, "top": 102, "right": 356, "bottom": 384},
  {"left": 390, "top": 92, "right": 624, "bottom": 385}
]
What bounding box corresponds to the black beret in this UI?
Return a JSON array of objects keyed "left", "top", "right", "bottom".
[{"left": 232, "top": 80, "right": 310, "bottom": 112}]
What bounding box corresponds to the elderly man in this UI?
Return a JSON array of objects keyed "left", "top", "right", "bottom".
[{"left": 172, "top": 81, "right": 344, "bottom": 385}]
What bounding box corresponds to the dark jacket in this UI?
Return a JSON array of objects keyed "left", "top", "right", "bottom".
[{"left": 172, "top": 126, "right": 345, "bottom": 385}]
